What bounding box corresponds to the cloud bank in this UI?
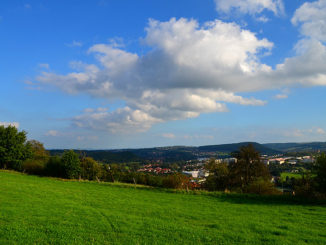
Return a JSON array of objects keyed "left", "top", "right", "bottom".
[{"left": 37, "top": 4, "right": 326, "bottom": 133}]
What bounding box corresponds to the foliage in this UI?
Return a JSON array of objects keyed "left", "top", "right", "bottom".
[
  {"left": 0, "top": 125, "right": 32, "bottom": 170},
  {"left": 230, "top": 144, "right": 271, "bottom": 191},
  {"left": 44, "top": 156, "right": 65, "bottom": 177},
  {"left": 315, "top": 153, "right": 326, "bottom": 193},
  {"left": 244, "top": 178, "right": 281, "bottom": 195},
  {"left": 205, "top": 162, "right": 229, "bottom": 191},
  {"left": 293, "top": 174, "right": 316, "bottom": 198},
  {"left": 61, "top": 150, "right": 81, "bottom": 179},
  {"left": 22, "top": 140, "right": 50, "bottom": 175},
  {"left": 80, "top": 157, "right": 102, "bottom": 180},
  {"left": 162, "top": 173, "right": 190, "bottom": 189}
]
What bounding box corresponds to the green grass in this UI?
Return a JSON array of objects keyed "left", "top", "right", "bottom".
[
  {"left": 280, "top": 172, "right": 303, "bottom": 181},
  {"left": 1, "top": 171, "right": 326, "bottom": 244}
]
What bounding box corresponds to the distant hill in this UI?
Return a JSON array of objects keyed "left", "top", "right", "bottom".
[
  {"left": 49, "top": 150, "right": 142, "bottom": 163},
  {"left": 263, "top": 142, "right": 326, "bottom": 153},
  {"left": 49, "top": 142, "right": 280, "bottom": 163},
  {"left": 198, "top": 142, "right": 281, "bottom": 155}
]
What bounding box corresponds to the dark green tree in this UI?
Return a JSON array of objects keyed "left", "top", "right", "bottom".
[
  {"left": 44, "top": 156, "right": 65, "bottom": 177},
  {"left": 0, "top": 125, "right": 32, "bottom": 170},
  {"left": 315, "top": 153, "right": 326, "bottom": 193},
  {"left": 80, "top": 157, "right": 101, "bottom": 180},
  {"left": 61, "top": 150, "right": 81, "bottom": 179},
  {"left": 22, "top": 140, "right": 50, "bottom": 175},
  {"left": 230, "top": 144, "right": 271, "bottom": 191},
  {"left": 205, "top": 162, "right": 230, "bottom": 191}
]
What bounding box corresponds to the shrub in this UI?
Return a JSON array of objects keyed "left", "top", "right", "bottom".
[
  {"left": 162, "top": 173, "right": 190, "bottom": 189},
  {"left": 61, "top": 150, "right": 81, "bottom": 179},
  {"left": 22, "top": 160, "right": 46, "bottom": 175},
  {"left": 44, "top": 156, "right": 65, "bottom": 178},
  {"left": 80, "top": 157, "right": 101, "bottom": 180},
  {"left": 244, "top": 178, "right": 281, "bottom": 195}
]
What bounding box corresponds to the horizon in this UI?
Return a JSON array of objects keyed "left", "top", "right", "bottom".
[
  {"left": 46, "top": 140, "right": 326, "bottom": 151},
  {"left": 1, "top": 0, "right": 326, "bottom": 149}
]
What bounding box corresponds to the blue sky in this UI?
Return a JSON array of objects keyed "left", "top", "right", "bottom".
[{"left": 1, "top": 0, "right": 326, "bottom": 149}]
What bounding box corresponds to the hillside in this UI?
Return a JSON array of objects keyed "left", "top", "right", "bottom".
[
  {"left": 49, "top": 142, "right": 281, "bottom": 163},
  {"left": 1, "top": 171, "right": 325, "bottom": 244},
  {"left": 198, "top": 142, "right": 281, "bottom": 155},
  {"left": 50, "top": 150, "right": 142, "bottom": 163},
  {"left": 264, "top": 142, "right": 326, "bottom": 153}
]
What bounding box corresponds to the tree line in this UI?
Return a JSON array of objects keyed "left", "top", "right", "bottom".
[
  {"left": 0, "top": 126, "right": 191, "bottom": 189},
  {"left": 1, "top": 125, "right": 326, "bottom": 197}
]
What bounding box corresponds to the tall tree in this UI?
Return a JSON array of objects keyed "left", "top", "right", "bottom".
[
  {"left": 315, "top": 153, "right": 326, "bottom": 193},
  {"left": 22, "top": 140, "right": 50, "bottom": 175},
  {"left": 61, "top": 150, "right": 81, "bottom": 179},
  {"left": 230, "top": 144, "right": 270, "bottom": 190},
  {"left": 0, "top": 125, "right": 31, "bottom": 170},
  {"left": 80, "top": 157, "right": 101, "bottom": 180}
]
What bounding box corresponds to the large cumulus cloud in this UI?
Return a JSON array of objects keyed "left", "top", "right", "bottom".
[{"left": 37, "top": 10, "right": 326, "bottom": 133}]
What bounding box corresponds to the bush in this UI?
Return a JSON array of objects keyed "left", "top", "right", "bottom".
[
  {"left": 315, "top": 154, "right": 326, "bottom": 193},
  {"left": 162, "top": 173, "right": 190, "bottom": 189},
  {"left": 80, "top": 157, "right": 101, "bottom": 180},
  {"left": 244, "top": 178, "right": 281, "bottom": 195},
  {"left": 44, "top": 156, "right": 65, "bottom": 178},
  {"left": 293, "top": 175, "right": 316, "bottom": 198},
  {"left": 22, "top": 160, "right": 46, "bottom": 175},
  {"left": 61, "top": 150, "right": 81, "bottom": 179}
]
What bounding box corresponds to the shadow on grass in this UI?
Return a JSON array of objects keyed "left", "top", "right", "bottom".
[
  {"left": 2, "top": 170, "right": 325, "bottom": 206},
  {"left": 206, "top": 192, "right": 326, "bottom": 206}
]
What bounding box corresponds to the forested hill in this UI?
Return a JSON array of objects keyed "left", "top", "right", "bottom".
[
  {"left": 198, "top": 142, "right": 280, "bottom": 155},
  {"left": 49, "top": 142, "right": 281, "bottom": 163},
  {"left": 49, "top": 150, "right": 142, "bottom": 163},
  {"left": 263, "top": 142, "right": 326, "bottom": 153}
]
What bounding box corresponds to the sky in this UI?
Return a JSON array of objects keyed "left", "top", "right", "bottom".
[{"left": 1, "top": 0, "right": 326, "bottom": 149}]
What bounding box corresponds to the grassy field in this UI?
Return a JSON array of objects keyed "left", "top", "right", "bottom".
[
  {"left": 280, "top": 172, "right": 303, "bottom": 181},
  {"left": 1, "top": 171, "right": 326, "bottom": 244}
]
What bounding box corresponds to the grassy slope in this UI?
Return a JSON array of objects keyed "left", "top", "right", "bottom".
[
  {"left": 0, "top": 171, "right": 326, "bottom": 245},
  {"left": 280, "top": 172, "right": 303, "bottom": 181}
]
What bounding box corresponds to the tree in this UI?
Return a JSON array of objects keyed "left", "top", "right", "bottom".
[
  {"left": 61, "top": 150, "right": 81, "bottom": 179},
  {"left": 230, "top": 144, "right": 271, "bottom": 191},
  {"left": 44, "top": 156, "right": 65, "bottom": 178},
  {"left": 22, "top": 140, "right": 50, "bottom": 175},
  {"left": 315, "top": 153, "right": 326, "bottom": 193},
  {"left": 26, "top": 140, "right": 49, "bottom": 161},
  {"left": 162, "top": 173, "right": 190, "bottom": 189},
  {"left": 205, "top": 162, "right": 229, "bottom": 191},
  {"left": 80, "top": 157, "right": 101, "bottom": 180},
  {"left": 0, "top": 125, "right": 32, "bottom": 170}
]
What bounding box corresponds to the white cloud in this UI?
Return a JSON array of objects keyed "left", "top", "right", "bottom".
[
  {"left": 274, "top": 88, "right": 289, "bottom": 99},
  {"left": 256, "top": 16, "right": 270, "bottom": 23},
  {"left": 162, "top": 133, "right": 176, "bottom": 139},
  {"left": 72, "top": 107, "right": 161, "bottom": 134},
  {"left": 66, "top": 40, "right": 83, "bottom": 47},
  {"left": 0, "top": 122, "right": 19, "bottom": 128},
  {"left": 214, "top": 0, "right": 284, "bottom": 15},
  {"left": 38, "top": 63, "right": 50, "bottom": 69},
  {"left": 45, "top": 130, "right": 59, "bottom": 137},
  {"left": 292, "top": 0, "right": 326, "bottom": 41},
  {"left": 316, "top": 128, "right": 326, "bottom": 135},
  {"left": 38, "top": 18, "right": 272, "bottom": 133},
  {"left": 285, "top": 127, "right": 326, "bottom": 138},
  {"left": 274, "top": 94, "right": 288, "bottom": 99},
  {"left": 37, "top": 17, "right": 326, "bottom": 133}
]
